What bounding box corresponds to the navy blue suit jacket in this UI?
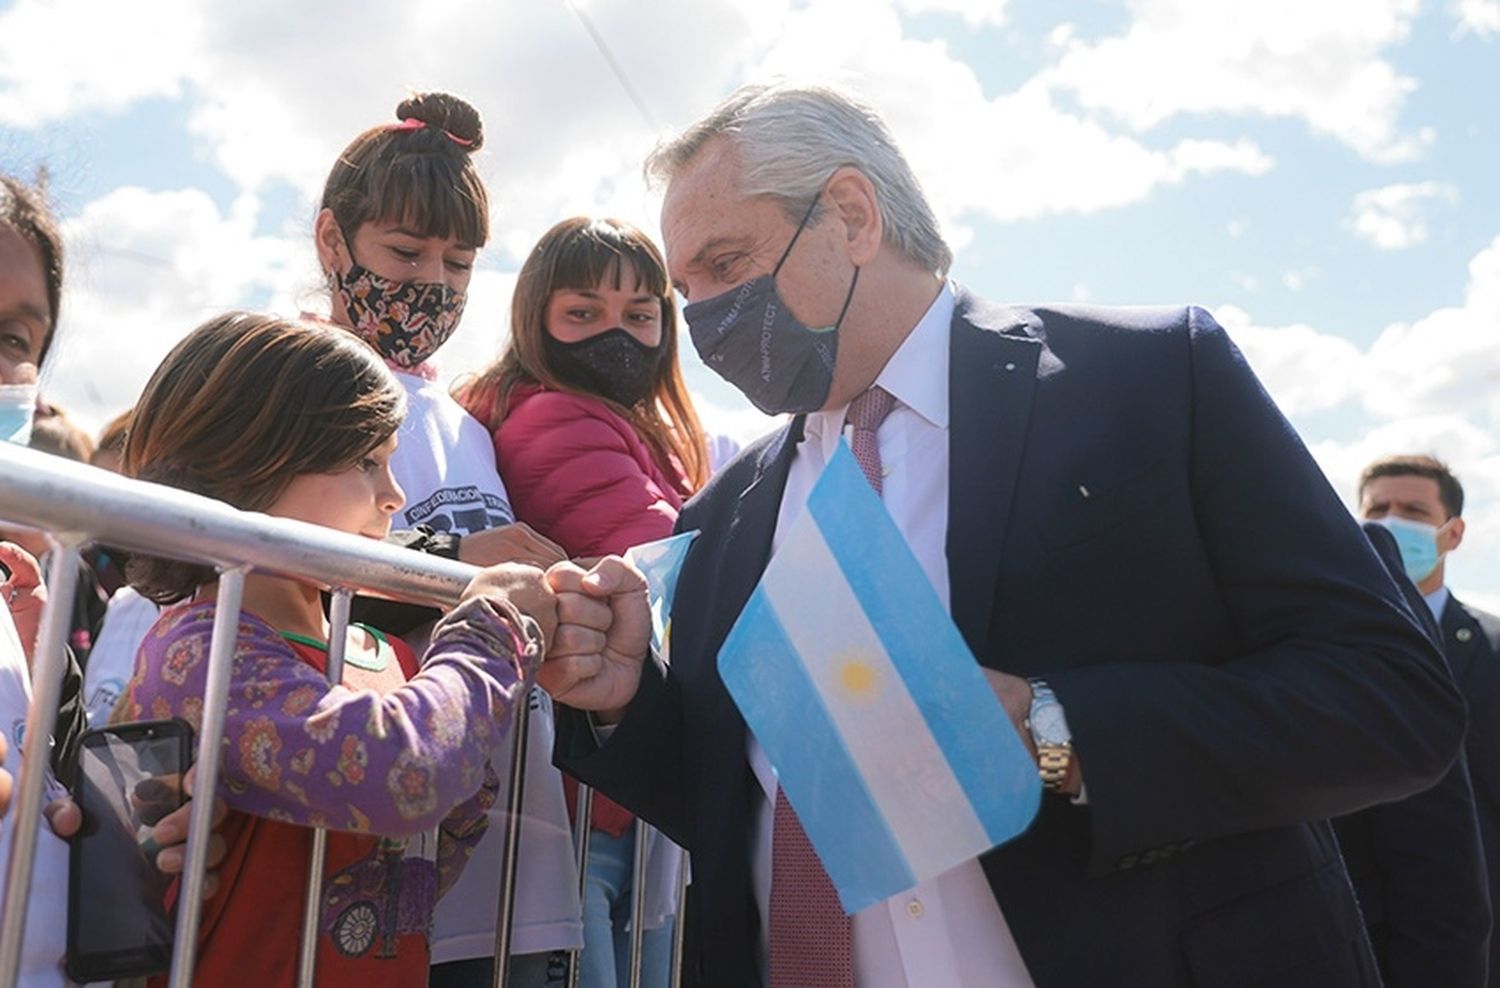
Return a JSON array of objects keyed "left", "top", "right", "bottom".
[
  {"left": 557, "top": 292, "right": 1464, "bottom": 986},
  {"left": 1332, "top": 524, "right": 1490, "bottom": 986},
  {"left": 1443, "top": 594, "right": 1500, "bottom": 985}
]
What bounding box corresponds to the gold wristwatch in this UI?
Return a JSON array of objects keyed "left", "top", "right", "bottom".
[{"left": 1025, "top": 679, "right": 1073, "bottom": 793}]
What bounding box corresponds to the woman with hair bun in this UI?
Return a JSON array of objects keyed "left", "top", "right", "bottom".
[{"left": 308, "top": 94, "right": 584, "bottom": 987}]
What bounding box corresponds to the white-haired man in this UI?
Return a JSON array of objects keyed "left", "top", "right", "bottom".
[{"left": 538, "top": 83, "right": 1463, "bottom": 987}]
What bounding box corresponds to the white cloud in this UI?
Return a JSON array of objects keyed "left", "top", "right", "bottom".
[
  {"left": 1166, "top": 139, "right": 1275, "bottom": 179},
  {"left": 0, "top": 0, "right": 205, "bottom": 125},
  {"left": 1220, "top": 238, "right": 1500, "bottom": 615},
  {"left": 894, "top": 0, "right": 1008, "bottom": 26},
  {"left": 1216, "top": 304, "right": 1365, "bottom": 415},
  {"left": 1042, "top": 0, "right": 1429, "bottom": 162},
  {"left": 1455, "top": 0, "right": 1500, "bottom": 37},
  {"left": 1361, "top": 236, "right": 1500, "bottom": 420},
  {"left": 3, "top": 0, "right": 1286, "bottom": 266},
  {"left": 39, "top": 186, "right": 307, "bottom": 430},
  {"left": 1219, "top": 235, "right": 1500, "bottom": 425},
  {"left": 751, "top": 3, "right": 1276, "bottom": 231},
  {"left": 1348, "top": 181, "right": 1460, "bottom": 249}
]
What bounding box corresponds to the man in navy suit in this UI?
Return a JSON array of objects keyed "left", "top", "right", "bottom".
[
  {"left": 1359, "top": 454, "right": 1500, "bottom": 985},
  {"left": 536, "top": 83, "right": 1464, "bottom": 986},
  {"left": 1332, "top": 520, "right": 1490, "bottom": 986}
]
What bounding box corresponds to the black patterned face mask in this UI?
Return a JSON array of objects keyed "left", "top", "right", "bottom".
[
  {"left": 680, "top": 194, "right": 858, "bottom": 415},
  {"left": 544, "top": 328, "right": 665, "bottom": 408},
  {"left": 332, "top": 263, "right": 466, "bottom": 368}
]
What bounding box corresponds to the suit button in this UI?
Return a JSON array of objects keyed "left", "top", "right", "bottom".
[
  {"left": 1457, "top": 628, "right": 1474, "bottom": 643},
  {"left": 906, "top": 898, "right": 925, "bottom": 918}
]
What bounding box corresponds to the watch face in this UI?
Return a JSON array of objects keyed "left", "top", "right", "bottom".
[{"left": 1031, "top": 702, "right": 1069, "bottom": 745}]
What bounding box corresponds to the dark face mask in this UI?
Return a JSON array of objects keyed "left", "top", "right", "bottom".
[
  {"left": 544, "top": 328, "right": 665, "bottom": 408},
  {"left": 681, "top": 195, "right": 859, "bottom": 415}
]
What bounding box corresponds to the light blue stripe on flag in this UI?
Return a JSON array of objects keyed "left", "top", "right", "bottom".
[
  {"left": 806, "top": 448, "right": 1041, "bottom": 846},
  {"left": 718, "top": 441, "right": 1041, "bottom": 914},
  {"left": 624, "top": 530, "right": 699, "bottom": 651},
  {"left": 720, "top": 591, "right": 916, "bottom": 910}
]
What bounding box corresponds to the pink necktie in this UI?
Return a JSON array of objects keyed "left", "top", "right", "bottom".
[{"left": 767, "top": 385, "right": 897, "bottom": 988}]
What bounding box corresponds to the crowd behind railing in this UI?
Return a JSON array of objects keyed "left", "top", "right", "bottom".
[{"left": 1, "top": 79, "right": 1498, "bottom": 988}]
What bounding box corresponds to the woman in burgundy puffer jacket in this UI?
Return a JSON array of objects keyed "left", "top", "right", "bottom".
[{"left": 457, "top": 217, "right": 710, "bottom": 987}]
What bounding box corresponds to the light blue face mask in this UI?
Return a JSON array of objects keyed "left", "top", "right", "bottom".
[
  {"left": 0, "top": 384, "right": 37, "bottom": 445},
  {"left": 1371, "top": 514, "right": 1451, "bottom": 584}
]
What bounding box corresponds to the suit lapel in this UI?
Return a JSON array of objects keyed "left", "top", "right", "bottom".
[
  {"left": 712, "top": 418, "right": 803, "bottom": 647},
  {"left": 946, "top": 288, "right": 1043, "bottom": 663},
  {"left": 1441, "top": 596, "right": 1481, "bottom": 688}
]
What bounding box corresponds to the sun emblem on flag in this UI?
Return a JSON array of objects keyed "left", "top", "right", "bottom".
[{"left": 836, "top": 651, "right": 882, "bottom": 703}]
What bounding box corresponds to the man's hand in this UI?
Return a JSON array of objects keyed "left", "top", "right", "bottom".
[
  {"left": 983, "top": 669, "right": 1084, "bottom": 795},
  {"left": 0, "top": 541, "right": 46, "bottom": 664},
  {"left": 458, "top": 523, "right": 568, "bottom": 570},
  {"left": 461, "top": 563, "right": 559, "bottom": 649},
  {"left": 537, "top": 557, "right": 651, "bottom": 719},
  {"left": 985, "top": 669, "right": 1036, "bottom": 760}
]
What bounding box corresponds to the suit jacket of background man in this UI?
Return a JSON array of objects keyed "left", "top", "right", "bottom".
[
  {"left": 557, "top": 290, "right": 1465, "bottom": 987},
  {"left": 1333, "top": 523, "right": 1491, "bottom": 987},
  {"left": 1444, "top": 594, "right": 1500, "bottom": 985}
]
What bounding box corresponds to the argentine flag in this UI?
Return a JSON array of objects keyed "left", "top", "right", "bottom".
[
  {"left": 718, "top": 443, "right": 1041, "bottom": 914},
  {"left": 624, "top": 529, "right": 699, "bottom": 653}
]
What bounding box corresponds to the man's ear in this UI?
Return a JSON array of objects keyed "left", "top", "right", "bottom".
[
  {"left": 313, "top": 209, "right": 348, "bottom": 275},
  {"left": 824, "top": 167, "right": 883, "bottom": 266},
  {"left": 1441, "top": 516, "right": 1466, "bottom": 553}
]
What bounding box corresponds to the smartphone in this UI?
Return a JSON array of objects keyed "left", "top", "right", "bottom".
[{"left": 65, "top": 718, "right": 194, "bottom": 983}]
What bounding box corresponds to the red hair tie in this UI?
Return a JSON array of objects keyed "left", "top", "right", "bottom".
[{"left": 386, "top": 117, "right": 475, "bottom": 148}]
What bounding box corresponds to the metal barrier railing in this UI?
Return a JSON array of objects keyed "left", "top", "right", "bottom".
[{"left": 0, "top": 442, "right": 687, "bottom": 987}]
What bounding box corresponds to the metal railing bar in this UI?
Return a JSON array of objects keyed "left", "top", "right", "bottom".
[
  {"left": 296, "top": 586, "right": 354, "bottom": 987},
  {"left": 0, "top": 444, "right": 476, "bottom": 608},
  {"left": 489, "top": 689, "right": 534, "bottom": 988},
  {"left": 566, "top": 785, "right": 595, "bottom": 988},
  {"left": 167, "top": 565, "right": 248, "bottom": 988},
  {"left": 0, "top": 542, "right": 82, "bottom": 985},
  {"left": 627, "top": 820, "right": 649, "bottom": 988},
  {"left": 669, "top": 852, "right": 688, "bottom": 988}
]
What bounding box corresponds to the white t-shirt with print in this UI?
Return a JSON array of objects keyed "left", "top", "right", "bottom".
[
  {"left": 0, "top": 602, "right": 70, "bottom": 987},
  {"left": 81, "top": 587, "right": 160, "bottom": 729},
  {"left": 389, "top": 371, "right": 514, "bottom": 536},
  {"left": 386, "top": 369, "right": 583, "bottom": 960}
]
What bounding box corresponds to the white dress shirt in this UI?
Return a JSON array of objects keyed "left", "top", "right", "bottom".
[
  {"left": 751, "top": 282, "right": 1034, "bottom": 987},
  {"left": 1423, "top": 585, "right": 1450, "bottom": 624}
]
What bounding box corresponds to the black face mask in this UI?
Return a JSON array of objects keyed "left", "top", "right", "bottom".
[
  {"left": 544, "top": 328, "right": 666, "bottom": 408},
  {"left": 681, "top": 194, "right": 858, "bottom": 415}
]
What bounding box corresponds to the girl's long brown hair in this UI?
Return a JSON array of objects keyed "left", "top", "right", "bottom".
[
  {"left": 456, "top": 217, "right": 709, "bottom": 489},
  {"left": 124, "top": 312, "right": 406, "bottom": 603}
]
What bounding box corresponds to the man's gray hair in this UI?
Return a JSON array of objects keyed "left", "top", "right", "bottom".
[{"left": 646, "top": 82, "right": 953, "bottom": 276}]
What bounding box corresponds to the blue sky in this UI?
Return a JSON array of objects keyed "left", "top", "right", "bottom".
[{"left": 2, "top": 0, "right": 1498, "bottom": 605}]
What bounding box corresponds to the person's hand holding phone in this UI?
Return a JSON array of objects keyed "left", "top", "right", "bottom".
[
  {"left": 145, "top": 767, "right": 228, "bottom": 897},
  {"left": 54, "top": 763, "right": 228, "bottom": 894}
]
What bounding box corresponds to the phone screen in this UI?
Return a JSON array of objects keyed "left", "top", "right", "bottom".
[{"left": 66, "top": 719, "right": 193, "bottom": 982}]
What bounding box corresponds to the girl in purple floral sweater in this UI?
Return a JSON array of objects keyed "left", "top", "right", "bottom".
[{"left": 116, "top": 312, "right": 557, "bottom": 986}]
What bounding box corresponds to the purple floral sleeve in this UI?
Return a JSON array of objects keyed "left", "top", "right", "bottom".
[
  {"left": 436, "top": 762, "right": 499, "bottom": 900},
  {"left": 121, "top": 595, "right": 539, "bottom": 838}
]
